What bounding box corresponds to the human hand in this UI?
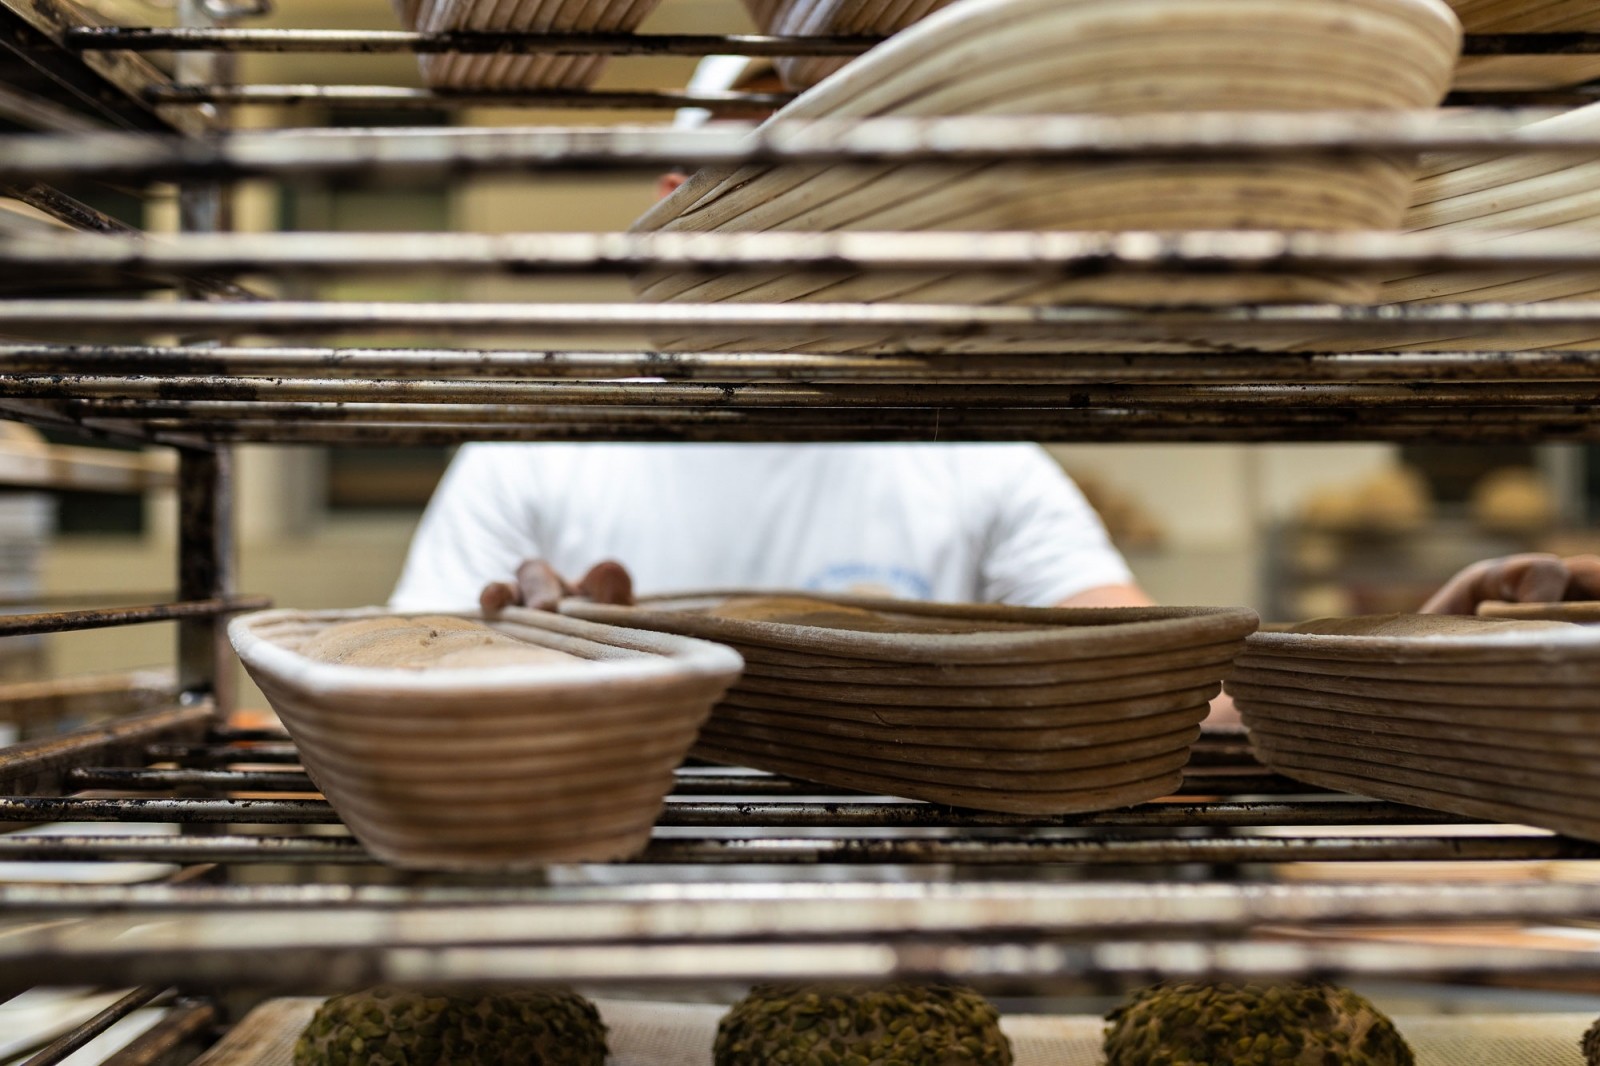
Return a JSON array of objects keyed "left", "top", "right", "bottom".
[
  {"left": 1420, "top": 553, "right": 1600, "bottom": 615},
  {"left": 479, "top": 558, "right": 634, "bottom": 615},
  {"left": 1203, "top": 689, "right": 1241, "bottom": 731}
]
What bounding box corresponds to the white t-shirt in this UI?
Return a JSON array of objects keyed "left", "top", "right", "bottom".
[{"left": 389, "top": 443, "right": 1133, "bottom": 610}]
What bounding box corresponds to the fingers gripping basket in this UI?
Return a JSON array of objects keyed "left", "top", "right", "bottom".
[{"left": 228, "top": 607, "right": 743, "bottom": 871}]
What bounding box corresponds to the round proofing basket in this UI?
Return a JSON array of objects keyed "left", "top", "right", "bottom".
[{"left": 228, "top": 607, "right": 743, "bottom": 871}]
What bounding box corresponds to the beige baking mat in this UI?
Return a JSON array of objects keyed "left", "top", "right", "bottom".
[{"left": 193, "top": 998, "right": 1587, "bottom": 1066}]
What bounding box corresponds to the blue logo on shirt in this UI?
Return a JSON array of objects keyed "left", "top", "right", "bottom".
[{"left": 803, "top": 563, "right": 933, "bottom": 600}]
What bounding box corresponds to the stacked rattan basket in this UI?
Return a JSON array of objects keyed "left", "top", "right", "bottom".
[
  {"left": 632, "top": 0, "right": 1463, "bottom": 354},
  {"left": 1355, "top": 100, "right": 1600, "bottom": 355},
  {"left": 393, "top": 0, "right": 665, "bottom": 88},
  {"left": 567, "top": 593, "right": 1258, "bottom": 813}
]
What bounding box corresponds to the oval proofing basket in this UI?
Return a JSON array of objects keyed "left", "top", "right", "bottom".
[
  {"left": 1226, "top": 614, "right": 1600, "bottom": 841},
  {"left": 565, "top": 593, "right": 1259, "bottom": 814},
  {"left": 229, "top": 607, "right": 743, "bottom": 870}
]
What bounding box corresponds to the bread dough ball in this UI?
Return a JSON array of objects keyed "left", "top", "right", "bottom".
[
  {"left": 714, "top": 982, "right": 1012, "bottom": 1066},
  {"left": 1103, "top": 981, "right": 1413, "bottom": 1066},
  {"left": 300, "top": 615, "right": 584, "bottom": 670},
  {"left": 294, "top": 986, "right": 607, "bottom": 1066}
]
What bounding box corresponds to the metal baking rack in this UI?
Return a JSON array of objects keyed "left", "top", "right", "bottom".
[{"left": 5, "top": 0, "right": 1600, "bottom": 1059}]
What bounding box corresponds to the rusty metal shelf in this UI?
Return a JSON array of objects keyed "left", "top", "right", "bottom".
[
  {"left": 4, "top": 344, "right": 1596, "bottom": 383},
  {"left": 62, "top": 27, "right": 882, "bottom": 56},
  {"left": 0, "top": 795, "right": 1484, "bottom": 829},
  {"left": 48, "top": 27, "right": 1600, "bottom": 58},
  {"left": 3, "top": 0, "right": 1600, "bottom": 1053},
  {"left": 0, "top": 112, "right": 1590, "bottom": 183},
  {"left": 1, "top": 728, "right": 1598, "bottom": 998},
  {"left": 9, "top": 228, "right": 1600, "bottom": 277},
  {"left": 0, "top": 0, "right": 203, "bottom": 134}
]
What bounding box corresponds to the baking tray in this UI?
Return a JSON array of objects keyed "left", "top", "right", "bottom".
[{"left": 191, "top": 998, "right": 1591, "bottom": 1066}]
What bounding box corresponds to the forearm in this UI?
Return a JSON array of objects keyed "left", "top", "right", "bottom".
[{"left": 1054, "top": 582, "right": 1156, "bottom": 608}]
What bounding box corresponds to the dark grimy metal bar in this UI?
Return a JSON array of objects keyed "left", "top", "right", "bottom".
[
  {"left": 15, "top": 229, "right": 1600, "bottom": 275},
  {"left": 14, "top": 297, "right": 1600, "bottom": 342},
  {"left": 0, "top": 0, "right": 206, "bottom": 135},
  {"left": 0, "top": 112, "right": 1585, "bottom": 183},
  {"left": 35, "top": 402, "right": 1600, "bottom": 449},
  {"left": 142, "top": 741, "right": 301, "bottom": 765},
  {"left": 0, "top": 797, "right": 342, "bottom": 824},
  {"left": 0, "top": 597, "right": 267, "bottom": 637},
  {"left": 133, "top": 415, "right": 1600, "bottom": 446},
  {"left": 10, "top": 880, "right": 1600, "bottom": 926},
  {"left": 1448, "top": 87, "right": 1600, "bottom": 107},
  {"left": 146, "top": 84, "right": 795, "bottom": 112},
  {"left": 17, "top": 379, "right": 1600, "bottom": 408},
  {"left": 642, "top": 834, "right": 1594, "bottom": 864},
  {"left": 50, "top": 754, "right": 1304, "bottom": 795},
  {"left": 58, "top": 765, "right": 1307, "bottom": 798},
  {"left": 657, "top": 800, "right": 1477, "bottom": 828},
  {"left": 61, "top": 28, "right": 1600, "bottom": 57},
  {"left": 64, "top": 27, "right": 882, "bottom": 56},
  {"left": 0, "top": 188, "right": 258, "bottom": 301},
  {"left": 18, "top": 877, "right": 1600, "bottom": 915},
  {"left": 0, "top": 705, "right": 213, "bottom": 795},
  {"left": 66, "top": 767, "right": 315, "bottom": 790},
  {"left": 1171, "top": 772, "right": 1309, "bottom": 795},
  {"left": 1463, "top": 32, "right": 1600, "bottom": 54},
  {"left": 7, "top": 345, "right": 1600, "bottom": 384},
  {"left": 18, "top": 987, "right": 168, "bottom": 1066},
  {"left": 0, "top": 396, "right": 167, "bottom": 449},
  {"left": 97, "top": 1000, "right": 217, "bottom": 1066},
  {"left": 0, "top": 832, "right": 369, "bottom": 863},
  {"left": 176, "top": 450, "right": 236, "bottom": 712},
  {"left": 0, "top": 796, "right": 1476, "bottom": 828},
  {"left": 101, "top": 406, "right": 1600, "bottom": 431},
  {"left": 0, "top": 831, "right": 1584, "bottom": 865},
  {"left": 207, "top": 726, "right": 292, "bottom": 742},
  {"left": 6, "top": 937, "right": 1598, "bottom": 996},
  {"left": 1186, "top": 737, "right": 1257, "bottom": 767},
  {"left": 2, "top": 185, "right": 143, "bottom": 237}
]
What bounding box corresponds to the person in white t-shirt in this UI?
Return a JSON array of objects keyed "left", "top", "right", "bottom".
[
  {"left": 389, "top": 442, "right": 1150, "bottom": 613},
  {"left": 391, "top": 55, "right": 1153, "bottom": 615},
  {"left": 391, "top": 54, "right": 1600, "bottom": 623}
]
